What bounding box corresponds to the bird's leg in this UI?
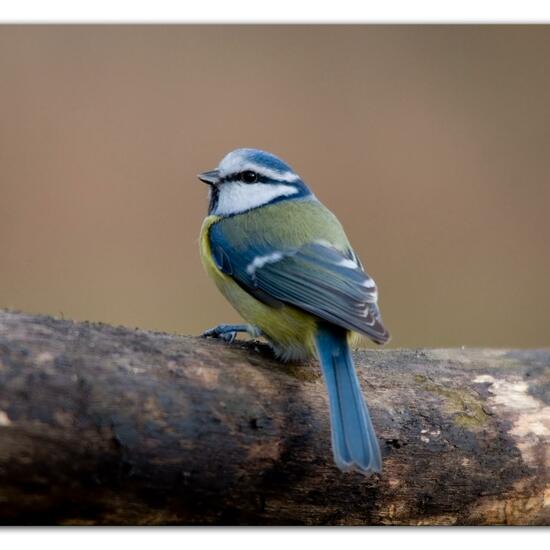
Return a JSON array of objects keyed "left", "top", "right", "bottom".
[{"left": 201, "top": 323, "right": 262, "bottom": 344}]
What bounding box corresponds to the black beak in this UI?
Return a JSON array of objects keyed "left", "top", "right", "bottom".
[{"left": 198, "top": 169, "right": 220, "bottom": 185}]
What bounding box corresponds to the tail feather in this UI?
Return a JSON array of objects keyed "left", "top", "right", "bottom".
[{"left": 315, "top": 324, "right": 382, "bottom": 474}]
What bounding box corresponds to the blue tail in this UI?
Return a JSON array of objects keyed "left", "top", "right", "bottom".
[{"left": 315, "top": 324, "right": 382, "bottom": 474}]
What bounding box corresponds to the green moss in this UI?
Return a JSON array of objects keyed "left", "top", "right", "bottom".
[{"left": 416, "top": 377, "right": 489, "bottom": 428}]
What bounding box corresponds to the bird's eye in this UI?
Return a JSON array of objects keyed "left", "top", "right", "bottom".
[{"left": 241, "top": 171, "right": 258, "bottom": 184}]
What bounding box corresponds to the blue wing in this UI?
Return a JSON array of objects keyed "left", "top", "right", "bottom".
[{"left": 209, "top": 222, "right": 390, "bottom": 344}]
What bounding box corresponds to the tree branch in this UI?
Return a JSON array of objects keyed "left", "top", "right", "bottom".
[{"left": 0, "top": 309, "right": 548, "bottom": 525}]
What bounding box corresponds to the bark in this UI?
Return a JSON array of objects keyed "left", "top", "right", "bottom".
[{"left": 0, "top": 309, "right": 548, "bottom": 525}]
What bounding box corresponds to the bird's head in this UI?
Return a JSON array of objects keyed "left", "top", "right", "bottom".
[{"left": 198, "top": 148, "right": 314, "bottom": 216}]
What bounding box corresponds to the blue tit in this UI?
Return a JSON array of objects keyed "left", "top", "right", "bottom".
[{"left": 198, "top": 148, "right": 390, "bottom": 475}]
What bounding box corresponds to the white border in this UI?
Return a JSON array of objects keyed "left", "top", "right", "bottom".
[
  {"left": 0, "top": 528, "right": 545, "bottom": 549},
  {"left": 0, "top": 1, "right": 550, "bottom": 23},
  {"left": 0, "top": 0, "right": 548, "bottom": 543}
]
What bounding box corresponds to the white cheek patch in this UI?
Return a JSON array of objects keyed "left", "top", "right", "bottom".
[{"left": 213, "top": 182, "right": 299, "bottom": 216}]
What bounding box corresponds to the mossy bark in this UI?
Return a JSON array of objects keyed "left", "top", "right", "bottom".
[{"left": 0, "top": 310, "right": 548, "bottom": 525}]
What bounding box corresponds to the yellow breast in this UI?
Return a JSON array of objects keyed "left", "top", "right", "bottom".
[{"left": 199, "top": 216, "right": 318, "bottom": 361}]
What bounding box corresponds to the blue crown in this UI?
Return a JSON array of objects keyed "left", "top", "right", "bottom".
[{"left": 234, "top": 148, "right": 295, "bottom": 174}]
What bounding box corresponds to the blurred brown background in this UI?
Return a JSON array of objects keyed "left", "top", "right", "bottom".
[{"left": 1, "top": 25, "right": 549, "bottom": 349}]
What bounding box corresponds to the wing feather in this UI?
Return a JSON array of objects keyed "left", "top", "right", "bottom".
[
  {"left": 209, "top": 223, "right": 390, "bottom": 344},
  {"left": 255, "top": 244, "right": 389, "bottom": 343}
]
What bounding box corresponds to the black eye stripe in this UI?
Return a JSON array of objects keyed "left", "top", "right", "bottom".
[
  {"left": 240, "top": 170, "right": 258, "bottom": 183},
  {"left": 222, "top": 172, "right": 267, "bottom": 183},
  {"left": 220, "top": 171, "right": 297, "bottom": 185}
]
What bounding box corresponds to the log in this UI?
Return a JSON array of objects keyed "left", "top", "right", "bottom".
[{"left": 0, "top": 309, "right": 548, "bottom": 525}]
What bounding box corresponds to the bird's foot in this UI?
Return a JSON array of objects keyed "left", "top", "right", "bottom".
[{"left": 201, "top": 323, "right": 262, "bottom": 344}]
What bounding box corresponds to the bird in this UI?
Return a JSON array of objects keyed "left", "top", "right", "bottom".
[{"left": 198, "top": 148, "right": 390, "bottom": 474}]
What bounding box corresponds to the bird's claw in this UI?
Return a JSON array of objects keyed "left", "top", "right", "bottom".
[
  {"left": 201, "top": 324, "right": 240, "bottom": 343},
  {"left": 201, "top": 323, "right": 260, "bottom": 343},
  {"left": 220, "top": 331, "right": 237, "bottom": 343}
]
